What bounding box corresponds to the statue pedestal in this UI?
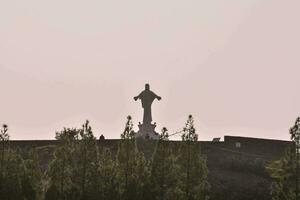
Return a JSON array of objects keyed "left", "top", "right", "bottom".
[{"left": 136, "top": 122, "right": 159, "bottom": 140}]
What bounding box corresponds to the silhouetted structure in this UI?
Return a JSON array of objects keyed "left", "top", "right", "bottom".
[
  {"left": 134, "top": 84, "right": 161, "bottom": 139},
  {"left": 99, "top": 134, "right": 105, "bottom": 141}
]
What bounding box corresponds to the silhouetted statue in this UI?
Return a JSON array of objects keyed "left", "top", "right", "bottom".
[
  {"left": 133, "top": 84, "right": 161, "bottom": 139},
  {"left": 134, "top": 84, "right": 161, "bottom": 125}
]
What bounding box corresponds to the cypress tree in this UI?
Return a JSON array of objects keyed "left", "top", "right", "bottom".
[
  {"left": 75, "top": 120, "right": 98, "bottom": 200},
  {"left": 117, "top": 116, "right": 148, "bottom": 200},
  {"left": 1, "top": 148, "right": 24, "bottom": 200},
  {"left": 178, "top": 115, "right": 210, "bottom": 200},
  {"left": 98, "top": 148, "right": 119, "bottom": 200},
  {"left": 0, "top": 124, "right": 9, "bottom": 174},
  {"left": 21, "top": 147, "right": 43, "bottom": 200},
  {"left": 0, "top": 124, "right": 25, "bottom": 200},
  {"left": 150, "top": 127, "right": 182, "bottom": 200},
  {"left": 0, "top": 124, "right": 9, "bottom": 198},
  {"left": 135, "top": 150, "right": 150, "bottom": 200},
  {"left": 46, "top": 128, "right": 79, "bottom": 200},
  {"left": 116, "top": 115, "right": 141, "bottom": 200}
]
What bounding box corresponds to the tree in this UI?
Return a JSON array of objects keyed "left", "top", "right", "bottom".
[
  {"left": 135, "top": 150, "right": 151, "bottom": 200},
  {"left": 267, "top": 148, "right": 296, "bottom": 200},
  {"left": 0, "top": 124, "right": 9, "bottom": 175},
  {"left": 98, "top": 148, "right": 119, "bottom": 200},
  {"left": 291, "top": 117, "right": 300, "bottom": 200},
  {"left": 74, "top": 120, "right": 98, "bottom": 200},
  {"left": 178, "top": 115, "right": 210, "bottom": 200},
  {"left": 150, "top": 127, "right": 182, "bottom": 200},
  {"left": 117, "top": 115, "right": 137, "bottom": 200},
  {"left": 1, "top": 148, "right": 24, "bottom": 200},
  {"left": 116, "top": 115, "right": 149, "bottom": 200},
  {"left": 21, "top": 147, "right": 43, "bottom": 200},
  {"left": 46, "top": 127, "right": 79, "bottom": 200},
  {"left": 0, "top": 124, "right": 25, "bottom": 200},
  {"left": 267, "top": 117, "right": 300, "bottom": 200}
]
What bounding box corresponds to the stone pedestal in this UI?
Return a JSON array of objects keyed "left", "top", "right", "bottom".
[{"left": 136, "top": 122, "right": 159, "bottom": 140}]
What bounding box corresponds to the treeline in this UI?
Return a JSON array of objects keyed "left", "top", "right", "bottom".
[{"left": 0, "top": 115, "right": 210, "bottom": 200}]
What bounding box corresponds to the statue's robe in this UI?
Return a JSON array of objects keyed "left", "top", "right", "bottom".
[{"left": 137, "top": 90, "right": 159, "bottom": 124}]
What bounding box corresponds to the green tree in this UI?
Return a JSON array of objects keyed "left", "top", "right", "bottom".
[
  {"left": 21, "top": 147, "right": 43, "bottom": 200},
  {"left": 267, "top": 148, "right": 296, "bottom": 200},
  {"left": 116, "top": 115, "right": 149, "bottom": 200},
  {"left": 117, "top": 115, "right": 137, "bottom": 200},
  {"left": 135, "top": 150, "right": 151, "bottom": 200},
  {"left": 2, "top": 148, "right": 24, "bottom": 200},
  {"left": 74, "top": 120, "right": 98, "bottom": 200},
  {"left": 0, "top": 124, "right": 9, "bottom": 176},
  {"left": 0, "top": 124, "right": 25, "bottom": 200},
  {"left": 98, "top": 148, "right": 119, "bottom": 200},
  {"left": 46, "top": 127, "right": 79, "bottom": 200},
  {"left": 291, "top": 117, "right": 300, "bottom": 200},
  {"left": 150, "top": 127, "right": 182, "bottom": 200},
  {"left": 178, "top": 115, "right": 210, "bottom": 200},
  {"left": 0, "top": 124, "right": 9, "bottom": 198},
  {"left": 267, "top": 117, "right": 300, "bottom": 200}
]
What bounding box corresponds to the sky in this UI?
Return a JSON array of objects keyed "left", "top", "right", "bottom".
[{"left": 0, "top": 0, "right": 299, "bottom": 141}]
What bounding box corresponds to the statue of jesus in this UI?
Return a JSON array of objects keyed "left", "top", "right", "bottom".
[{"left": 134, "top": 84, "right": 161, "bottom": 125}]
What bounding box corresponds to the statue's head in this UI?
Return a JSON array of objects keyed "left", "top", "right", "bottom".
[{"left": 145, "top": 83, "right": 150, "bottom": 90}]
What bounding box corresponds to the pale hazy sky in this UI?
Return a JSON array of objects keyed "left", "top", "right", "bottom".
[{"left": 1, "top": 0, "right": 299, "bottom": 140}]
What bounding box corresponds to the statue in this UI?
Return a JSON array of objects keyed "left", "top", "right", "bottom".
[
  {"left": 134, "top": 84, "right": 161, "bottom": 124},
  {"left": 134, "top": 84, "right": 161, "bottom": 139}
]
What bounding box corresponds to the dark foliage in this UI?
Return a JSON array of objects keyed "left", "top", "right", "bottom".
[{"left": 0, "top": 116, "right": 210, "bottom": 200}]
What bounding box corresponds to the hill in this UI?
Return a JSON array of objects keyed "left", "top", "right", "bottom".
[{"left": 9, "top": 136, "right": 292, "bottom": 200}]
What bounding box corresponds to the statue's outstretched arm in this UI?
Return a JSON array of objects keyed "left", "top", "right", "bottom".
[
  {"left": 134, "top": 92, "right": 142, "bottom": 101},
  {"left": 154, "top": 92, "right": 162, "bottom": 101}
]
